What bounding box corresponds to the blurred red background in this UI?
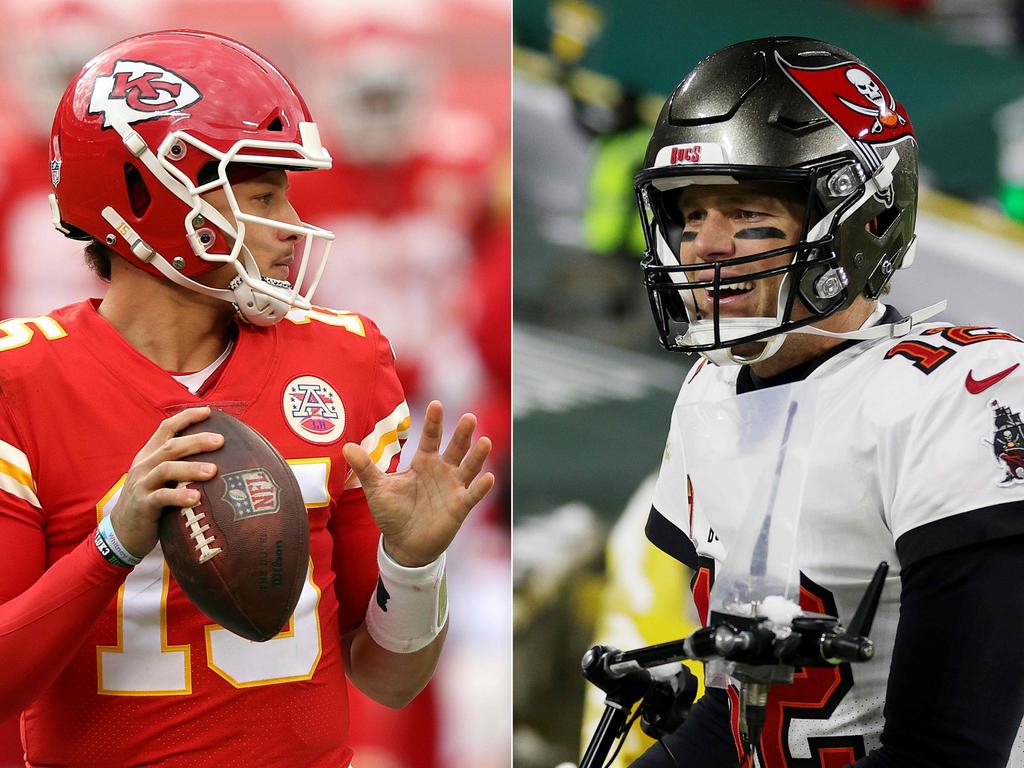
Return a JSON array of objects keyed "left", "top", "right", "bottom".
[{"left": 0, "top": 1, "right": 510, "bottom": 766}]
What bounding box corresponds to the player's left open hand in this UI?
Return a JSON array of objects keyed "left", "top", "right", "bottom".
[{"left": 343, "top": 400, "right": 494, "bottom": 567}]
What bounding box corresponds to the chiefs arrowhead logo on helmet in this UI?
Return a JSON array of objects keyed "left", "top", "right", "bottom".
[{"left": 88, "top": 60, "right": 203, "bottom": 128}]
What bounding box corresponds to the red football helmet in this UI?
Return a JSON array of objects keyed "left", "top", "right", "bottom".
[{"left": 49, "top": 29, "right": 335, "bottom": 325}]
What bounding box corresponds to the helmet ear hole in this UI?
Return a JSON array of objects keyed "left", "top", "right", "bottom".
[
  {"left": 258, "top": 108, "right": 286, "bottom": 132},
  {"left": 867, "top": 205, "right": 900, "bottom": 238},
  {"left": 123, "top": 163, "right": 151, "bottom": 219}
]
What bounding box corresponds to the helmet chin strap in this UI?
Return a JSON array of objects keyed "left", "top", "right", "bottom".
[
  {"left": 685, "top": 319, "right": 787, "bottom": 366},
  {"left": 787, "top": 299, "right": 948, "bottom": 342},
  {"left": 100, "top": 205, "right": 297, "bottom": 326},
  {"left": 693, "top": 298, "right": 948, "bottom": 367},
  {"left": 683, "top": 235, "right": 946, "bottom": 367},
  {"left": 229, "top": 274, "right": 293, "bottom": 326}
]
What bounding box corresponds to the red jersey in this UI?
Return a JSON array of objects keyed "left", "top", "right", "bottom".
[{"left": 0, "top": 300, "right": 408, "bottom": 767}]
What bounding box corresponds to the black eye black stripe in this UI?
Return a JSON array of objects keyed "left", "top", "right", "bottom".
[
  {"left": 678, "top": 226, "right": 787, "bottom": 242},
  {"left": 734, "top": 227, "right": 787, "bottom": 240}
]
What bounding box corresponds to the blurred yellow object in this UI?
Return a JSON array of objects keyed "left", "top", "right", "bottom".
[
  {"left": 548, "top": 0, "right": 603, "bottom": 65},
  {"left": 579, "top": 473, "right": 704, "bottom": 766},
  {"left": 583, "top": 127, "right": 650, "bottom": 259}
]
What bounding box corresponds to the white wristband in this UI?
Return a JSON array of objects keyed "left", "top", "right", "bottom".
[{"left": 365, "top": 536, "right": 448, "bottom": 654}]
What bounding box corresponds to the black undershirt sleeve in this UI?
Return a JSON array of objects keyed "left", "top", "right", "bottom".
[
  {"left": 628, "top": 687, "right": 739, "bottom": 768},
  {"left": 853, "top": 533, "right": 1024, "bottom": 768}
]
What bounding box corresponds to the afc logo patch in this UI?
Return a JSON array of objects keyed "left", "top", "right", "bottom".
[
  {"left": 283, "top": 375, "right": 346, "bottom": 444},
  {"left": 222, "top": 468, "right": 281, "bottom": 520}
]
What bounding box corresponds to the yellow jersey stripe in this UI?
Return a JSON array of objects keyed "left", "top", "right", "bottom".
[
  {"left": 0, "top": 439, "right": 32, "bottom": 479},
  {"left": 359, "top": 402, "right": 410, "bottom": 457},
  {"left": 368, "top": 416, "right": 410, "bottom": 464},
  {"left": 344, "top": 403, "right": 410, "bottom": 489},
  {"left": 0, "top": 455, "right": 34, "bottom": 493},
  {"left": 0, "top": 469, "right": 40, "bottom": 508}
]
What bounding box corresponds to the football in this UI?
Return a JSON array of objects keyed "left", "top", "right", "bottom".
[{"left": 159, "top": 408, "right": 309, "bottom": 642}]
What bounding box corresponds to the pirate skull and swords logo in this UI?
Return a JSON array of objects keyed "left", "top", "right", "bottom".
[
  {"left": 776, "top": 53, "right": 914, "bottom": 145},
  {"left": 838, "top": 69, "right": 907, "bottom": 135}
]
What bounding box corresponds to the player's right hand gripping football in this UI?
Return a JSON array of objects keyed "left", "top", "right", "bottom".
[{"left": 109, "top": 407, "right": 223, "bottom": 559}]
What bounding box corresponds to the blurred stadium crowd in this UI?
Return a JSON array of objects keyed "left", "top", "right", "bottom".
[
  {"left": 513, "top": 1, "right": 1024, "bottom": 766},
  {"left": 0, "top": 0, "right": 509, "bottom": 766}
]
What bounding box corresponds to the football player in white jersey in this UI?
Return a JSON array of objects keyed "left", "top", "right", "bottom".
[{"left": 625, "top": 37, "right": 1024, "bottom": 768}]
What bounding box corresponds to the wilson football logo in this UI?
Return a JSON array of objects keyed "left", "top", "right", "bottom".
[{"left": 88, "top": 60, "right": 202, "bottom": 128}]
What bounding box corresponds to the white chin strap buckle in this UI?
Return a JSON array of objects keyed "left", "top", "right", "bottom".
[
  {"left": 684, "top": 319, "right": 787, "bottom": 366},
  {"left": 229, "top": 276, "right": 293, "bottom": 327}
]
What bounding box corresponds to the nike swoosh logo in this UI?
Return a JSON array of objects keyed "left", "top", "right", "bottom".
[{"left": 965, "top": 363, "right": 1020, "bottom": 394}]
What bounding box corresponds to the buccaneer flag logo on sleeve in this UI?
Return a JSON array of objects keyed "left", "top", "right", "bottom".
[{"left": 989, "top": 400, "right": 1024, "bottom": 486}]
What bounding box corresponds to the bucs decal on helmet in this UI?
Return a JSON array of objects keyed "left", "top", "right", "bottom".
[
  {"left": 988, "top": 400, "right": 1024, "bottom": 486},
  {"left": 775, "top": 52, "right": 913, "bottom": 146},
  {"left": 653, "top": 142, "right": 726, "bottom": 169},
  {"left": 88, "top": 60, "right": 202, "bottom": 128}
]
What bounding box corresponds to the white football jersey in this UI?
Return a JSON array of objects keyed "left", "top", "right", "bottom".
[{"left": 650, "top": 317, "right": 1024, "bottom": 767}]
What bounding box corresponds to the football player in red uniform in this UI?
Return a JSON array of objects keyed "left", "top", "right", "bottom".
[
  {"left": 0, "top": 30, "right": 493, "bottom": 768},
  {"left": 619, "top": 37, "right": 1024, "bottom": 768}
]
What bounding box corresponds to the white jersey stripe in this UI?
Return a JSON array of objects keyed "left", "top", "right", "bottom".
[
  {"left": 0, "top": 439, "right": 34, "bottom": 486},
  {"left": 344, "top": 402, "right": 410, "bottom": 489},
  {"left": 361, "top": 402, "right": 410, "bottom": 464},
  {"left": 0, "top": 469, "right": 41, "bottom": 508},
  {"left": 0, "top": 439, "right": 39, "bottom": 506}
]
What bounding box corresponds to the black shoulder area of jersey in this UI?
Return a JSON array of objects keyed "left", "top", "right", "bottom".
[{"left": 646, "top": 505, "right": 698, "bottom": 568}]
